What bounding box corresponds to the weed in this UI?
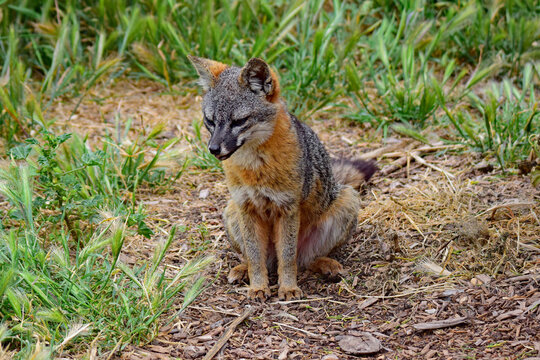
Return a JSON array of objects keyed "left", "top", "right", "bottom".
[{"left": 7, "top": 125, "right": 173, "bottom": 239}]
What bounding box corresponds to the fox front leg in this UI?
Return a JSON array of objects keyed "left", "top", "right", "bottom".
[
  {"left": 239, "top": 213, "right": 271, "bottom": 300},
  {"left": 275, "top": 211, "right": 303, "bottom": 300}
]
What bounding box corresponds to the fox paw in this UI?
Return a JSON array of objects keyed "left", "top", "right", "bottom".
[
  {"left": 228, "top": 263, "right": 248, "bottom": 283},
  {"left": 248, "top": 286, "right": 271, "bottom": 301},
  {"left": 309, "top": 257, "right": 344, "bottom": 280},
  {"left": 278, "top": 286, "right": 303, "bottom": 301}
]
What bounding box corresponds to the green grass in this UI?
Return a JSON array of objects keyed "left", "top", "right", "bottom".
[
  {"left": 446, "top": 64, "right": 539, "bottom": 169},
  {"left": 0, "top": 128, "right": 209, "bottom": 357},
  {"left": 0, "top": 0, "right": 539, "bottom": 356},
  {"left": 1, "top": 0, "right": 538, "bottom": 165}
]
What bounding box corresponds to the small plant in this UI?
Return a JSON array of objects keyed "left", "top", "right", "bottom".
[
  {"left": 187, "top": 223, "right": 213, "bottom": 254},
  {"left": 66, "top": 117, "right": 183, "bottom": 193},
  {"left": 7, "top": 129, "right": 162, "bottom": 240},
  {"left": 445, "top": 1, "right": 540, "bottom": 74}
]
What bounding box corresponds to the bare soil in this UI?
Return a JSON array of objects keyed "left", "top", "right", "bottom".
[{"left": 54, "top": 80, "right": 539, "bottom": 359}]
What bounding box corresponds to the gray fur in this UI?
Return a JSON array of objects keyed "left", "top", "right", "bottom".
[
  {"left": 290, "top": 113, "right": 339, "bottom": 205},
  {"left": 202, "top": 66, "right": 277, "bottom": 159}
]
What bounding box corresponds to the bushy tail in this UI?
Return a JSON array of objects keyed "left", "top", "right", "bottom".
[{"left": 331, "top": 158, "right": 377, "bottom": 190}]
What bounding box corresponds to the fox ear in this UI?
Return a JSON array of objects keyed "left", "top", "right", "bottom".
[
  {"left": 188, "top": 55, "right": 228, "bottom": 91},
  {"left": 240, "top": 58, "right": 278, "bottom": 100}
]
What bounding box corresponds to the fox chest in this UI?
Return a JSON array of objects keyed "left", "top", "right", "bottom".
[{"left": 229, "top": 185, "right": 296, "bottom": 217}]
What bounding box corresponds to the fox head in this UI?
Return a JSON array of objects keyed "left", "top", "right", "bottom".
[{"left": 188, "top": 56, "right": 281, "bottom": 160}]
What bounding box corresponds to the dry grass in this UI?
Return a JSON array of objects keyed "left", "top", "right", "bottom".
[
  {"left": 40, "top": 79, "right": 540, "bottom": 359},
  {"left": 359, "top": 172, "right": 538, "bottom": 278}
]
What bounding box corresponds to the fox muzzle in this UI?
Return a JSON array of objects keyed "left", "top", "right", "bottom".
[{"left": 208, "top": 126, "right": 242, "bottom": 161}]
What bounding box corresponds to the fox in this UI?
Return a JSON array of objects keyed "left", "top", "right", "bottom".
[{"left": 188, "top": 56, "right": 376, "bottom": 300}]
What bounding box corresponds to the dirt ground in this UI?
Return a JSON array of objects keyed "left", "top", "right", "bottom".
[{"left": 53, "top": 80, "right": 540, "bottom": 359}]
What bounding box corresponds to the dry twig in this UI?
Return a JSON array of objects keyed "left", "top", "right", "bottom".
[
  {"left": 412, "top": 316, "right": 469, "bottom": 330},
  {"left": 274, "top": 322, "right": 325, "bottom": 339},
  {"left": 202, "top": 306, "right": 255, "bottom": 360},
  {"left": 360, "top": 140, "right": 412, "bottom": 160}
]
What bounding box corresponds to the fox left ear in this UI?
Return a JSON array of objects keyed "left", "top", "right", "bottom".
[
  {"left": 188, "top": 55, "right": 228, "bottom": 91},
  {"left": 240, "top": 58, "right": 279, "bottom": 101}
]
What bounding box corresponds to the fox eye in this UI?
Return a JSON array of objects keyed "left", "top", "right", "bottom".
[
  {"left": 232, "top": 116, "right": 249, "bottom": 127},
  {"left": 204, "top": 115, "right": 215, "bottom": 128}
]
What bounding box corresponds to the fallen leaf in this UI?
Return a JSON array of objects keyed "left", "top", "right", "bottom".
[
  {"left": 278, "top": 347, "right": 288, "bottom": 360},
  {"left": 199, "top": 189, "right": 210, "bottom": 199},
  {"left": 196, "top": 334, "right": 213, "bottom": 342},
  {"left": 475, "top": 274, "right": 491, "bottom": 284}
]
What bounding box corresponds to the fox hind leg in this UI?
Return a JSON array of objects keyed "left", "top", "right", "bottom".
[
  {"left": 227, "top": 263, "right": 248, "bottom": 283},
  {"left": 309, "top": 256, "right": 344, "bottom": 279},
  {"left": 299, "top": 185, "right": 360, "bottom": 277}
]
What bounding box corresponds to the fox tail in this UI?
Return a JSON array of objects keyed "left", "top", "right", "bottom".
[{"left": 331, "top": 158, "right": 377, "bottom": 190}]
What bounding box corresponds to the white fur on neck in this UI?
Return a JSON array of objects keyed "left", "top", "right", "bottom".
[
  {"left": 230, "top": 144, "right": 266, "bottom": 169},
  {"left": 228, "top": 118, "right": 278, "bottom": 169}
]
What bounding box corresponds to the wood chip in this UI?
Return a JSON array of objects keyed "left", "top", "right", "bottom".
[
  {"left": 358, "top": 297, "right": 379, "bottom": 310},
  {"left": 338, "top": 333, "right": 382, "bottom": 355},
  {"left": 196, "top": 334, "right": 213, "bottom": 342},
  {"left": 412, "top": 316, "right": 468, "bottom": 331},
  {"left": 524, "top": 299, "right": 540, "bottom": 314},
  {"left": 503, "top": 274, "right": 540, "bottom": 283},
  {"left": 146, "top": 345, "right": 171, "bottom": 354}
]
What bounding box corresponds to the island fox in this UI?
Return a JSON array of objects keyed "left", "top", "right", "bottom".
[{"left": 188, "top": 56, "right": 376, "bottom": 300}]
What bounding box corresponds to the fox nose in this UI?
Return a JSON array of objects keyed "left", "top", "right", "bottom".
[{"left": 208, "top": 144, "right": 221, "bottom": 156}]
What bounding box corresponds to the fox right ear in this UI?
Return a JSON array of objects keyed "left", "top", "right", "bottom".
[
  {"left": 240, "top": 58, "right": 275, "bottom": 97},
  {"left": 188, "top": 55, "right": 228, "bottom": 91}
]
